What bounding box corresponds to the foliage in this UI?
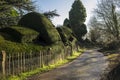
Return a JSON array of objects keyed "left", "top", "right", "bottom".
[
  {"left": 57, "top": 27, "right": 67, "bottom": 45},
  {"left": 18, "top": 12, "right": 61, "bottom": 45},
  {"left": 69, "top": 0, "right": 86, "bottom": 26},
  {"left": 0, "top": 26, "right": 39, "bottom": 43},
  {"left": 0, "top": 0, "right": 35, "bottom": 16},
  {"left": 43, "top": 9, "right": 60, "bottom": 20},
  {"left": 0, "top": 32, "right": 13, "bottom": 42},
  {"left": 78, "top": 24, "right": 87, "bottom": 38},
  {"left": 103, "top": 41, "right": 119, "bottom": 50},
  {"left": 0, "top": 8, "right": 19, "bottom": 28},
  {"left": 89, "top": 29, "right": 99, "bottom": 43},
  {"left": 63, "top": 18, "right": 70, "bottom": 28},
  {"left": 73, "top": 23, "right": 87, "bottom": 41},
  {"left": 0, "top": 40, "right": 43, "bottom": 54},
  {"left": 69, "top": 0, "right": 87, "bottom": 41},
  {"left": 56, "top": 26, "right": 76, "bottom": 46},
  {"left": 94, "top": 0, "right": 120, "bottom": 41},
  {"left": 0, "top": 0, "right": 35, "bottom": 28},
  {"left": 0, "top": 35, "right": 4, "bottom": 40}
]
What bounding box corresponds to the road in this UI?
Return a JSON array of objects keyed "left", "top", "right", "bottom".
[{"left": 27, "top": 49, "right": 109, "bottom": 80}]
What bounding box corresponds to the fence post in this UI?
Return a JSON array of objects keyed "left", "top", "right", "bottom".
[{"left": 1, "top": 50, "right": 6, "bottom": 76}]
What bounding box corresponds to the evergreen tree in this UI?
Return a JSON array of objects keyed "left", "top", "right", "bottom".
[
  {"left": 69, "top": 0, "right": 87, "bottom": 41},
  {"left": 0, "top": 0, "right": 35, "bottom": 28},
  {"left": 0, "top": 8, "right": 19, "bottom": 28},
  {"left": 0, "top": 0, "right": 35, "bottom": 16},
  {"left": 69, "top": 0, "right": 86, "bottom": 26}
]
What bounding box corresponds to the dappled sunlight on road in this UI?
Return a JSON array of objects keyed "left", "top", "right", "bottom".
[{"left": 27, "top": 50, "right": 109, "bottom": 80}]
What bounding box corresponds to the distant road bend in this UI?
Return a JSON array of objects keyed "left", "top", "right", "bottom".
[{"left": 27, "top": 49, "right": 109, "bottom": 80}]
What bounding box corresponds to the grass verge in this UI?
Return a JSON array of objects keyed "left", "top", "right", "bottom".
[{"left": 7, "top": 48, "right": 85, "bottom": 80}]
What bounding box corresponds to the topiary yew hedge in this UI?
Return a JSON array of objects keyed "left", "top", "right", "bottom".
[
  {"left": 18, "top": 12, "right": 61, "bottom": 45},
  {"left": 0, "top": 26, "right": 39, "bottom": 43},
  {"left": 56, "top": 26, "right": 77, "bottom": 46},
  {"left": 0, "top": 39, "right": 44, "bottom": 54},
  {"left": 0, "top": 35, "right": 4, "bottom": 40},
  {"left": 0, "top": 32, "right": 13, "bottom": 41}
]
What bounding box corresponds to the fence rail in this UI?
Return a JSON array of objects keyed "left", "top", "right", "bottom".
[{"left": 0, "top": 46, "right": 75, "bottom": 78}]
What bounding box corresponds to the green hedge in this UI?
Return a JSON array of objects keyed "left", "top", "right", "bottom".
[
  {"left": 0, "top": 39, "right": 65, "bottom": 54},
  {"left": 0, "top": 32, "right": 13, "bottom": 41},
  {"left": 56, "top": 26, "right": 77, "bottom": 46},
  {"left": 18, "top": 12, "right": 61, "bottom": 45},
  {"left": 0, "top": 26, "right": 39, "bottom": 43},
  {"left": 0, "top": 40, "right": 43, "bottom": 54},
  {"left": 0, "top": 35, "right": 4, "bottom": 40}
]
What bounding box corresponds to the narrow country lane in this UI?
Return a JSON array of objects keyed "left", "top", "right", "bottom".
[{"left": 27, "top": 49, "right": 109, "bottom": 80}]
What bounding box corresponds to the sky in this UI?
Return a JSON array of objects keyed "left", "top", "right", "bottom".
[{"left": 33, "top": 0, "right": 97, "bottom": 26}]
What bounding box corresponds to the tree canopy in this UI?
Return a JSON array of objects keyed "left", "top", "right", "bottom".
[
  {"left": 69, "top": 0, "right": 86, "bottom": 26},
  {"left": 93, "top": 0, "right": 120, "bottom": 42},
  {"left": 69, "top": 0, "right": 87, "bottom": 41},
  {"left": 0, "top": 0, "right": 35, "bottom": 15},
  {"left": 0, "top": 0, "right": 35, "bottom": 28}
]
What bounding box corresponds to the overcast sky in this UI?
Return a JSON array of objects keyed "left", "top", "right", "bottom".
[{"left": 34, "top": 0, "right": 97, "bottom": 26}]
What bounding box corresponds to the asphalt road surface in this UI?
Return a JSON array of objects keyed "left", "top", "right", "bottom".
[{"left": 27, "top": 49, "right": 108, "bottom": 80}]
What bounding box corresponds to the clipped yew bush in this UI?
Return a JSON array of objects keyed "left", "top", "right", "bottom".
[
  {"left": 0, "top": 32, "right": 13, "bottom": 41},
  {"left": 56, "top": 26, "right": 77, "bottom": 46},
  {"left": 0, "top": 40, "right": 43, "bottom": 54},
  {"left": 18, "top": 12, "right": 61, "bottom": 45},
  {"left": 0, "top": 35, "right": 4, "bottom": 40},
  {"left": 0, "top": 26, "right": 39, "bottom": 43}
]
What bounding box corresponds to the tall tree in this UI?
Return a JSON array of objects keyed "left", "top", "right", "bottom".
[
  {"left": 94, "top": 0, "right": 120, "bottom": 41},
  {"left": 69, "top": 0, "right": 86, "bottom": 26},
  {"left": 69, "top": 0, "right": 87, "bottom": 41},
  {"left": 0, "top": 0, "right": 35, "bottom": 16},
  {"left": 0, "top": 0, "right": 35, "bottom": 28},
  {"left": 0, "top": 8, "right": 19, "bottom": 28}
]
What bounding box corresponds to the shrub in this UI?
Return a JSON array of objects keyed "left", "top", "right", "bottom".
[
  {"left": 18, "top": 12, "right": 61, "bottom": 45},
  {"left": 0, "top": 32, "right": 13, "bottom": 41},
  {"left": 0, "top": 26, "right": 39, "bottom": 43},
  {"left": 63, "top": 18, "right": 71, "bottom": 28},
  {"left": 0, "top": 40, "right": 43, "bottom": 54},
  {"left": 0, "top": 35, "right": 4, "bottom": 40},
  {"left": 56, "top": 27, "right": 67, "bottom": 44},
  {"left": 56, "top": 26, "right": 77, "bottom": 46},
  {"left": 105, "top": 41, "right": 119, "bottom": 50},
  {"left": 0, "top": 39, "right": 64, "bottom": 55}
]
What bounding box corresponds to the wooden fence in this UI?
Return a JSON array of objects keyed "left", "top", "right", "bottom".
[{"left": 0, "top": 46, "right": 74, "bottom": 78}]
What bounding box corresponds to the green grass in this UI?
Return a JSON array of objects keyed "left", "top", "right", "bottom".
[
  {"left": 67, "top": 50, "right": 84, "bottom": 61},
  {"left": 7, "top": 48, "right": 85, "bottom": 80}
]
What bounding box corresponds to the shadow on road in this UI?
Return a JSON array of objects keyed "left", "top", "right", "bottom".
[{"left": 27, "top": 50, "right": 109, "bottom": 80}]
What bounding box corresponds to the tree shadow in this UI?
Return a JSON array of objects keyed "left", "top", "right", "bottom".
[{"left": 49, "top": 50, "right": 109, "bottom": 80}]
